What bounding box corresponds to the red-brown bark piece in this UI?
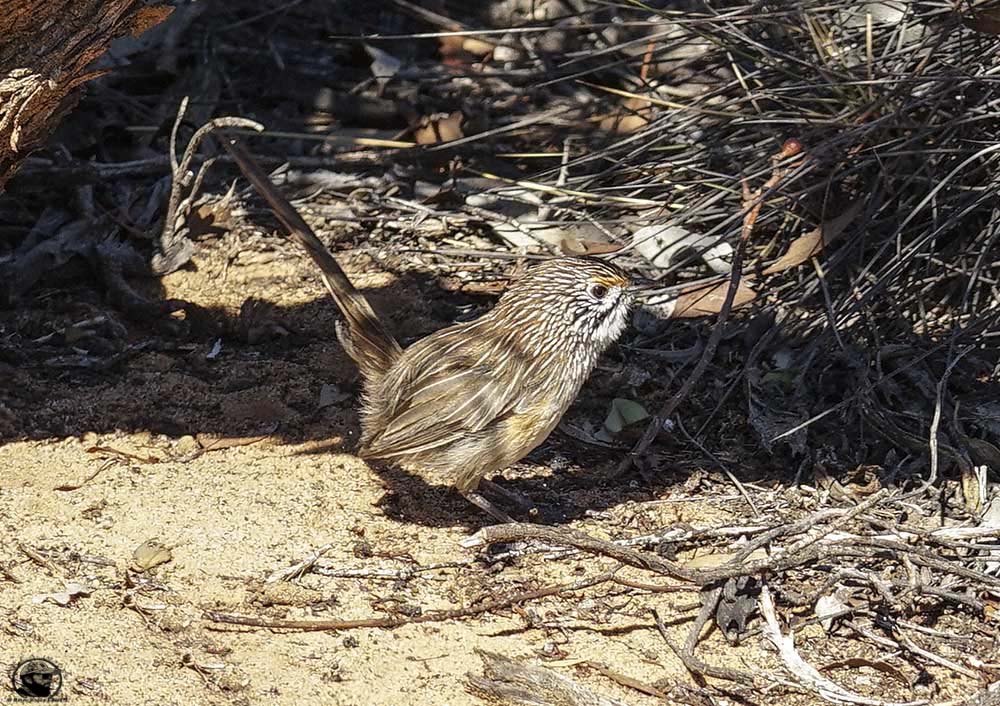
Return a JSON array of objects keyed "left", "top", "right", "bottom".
[{"left": 0, "top": 0, "right": 172, "bottom": 190}]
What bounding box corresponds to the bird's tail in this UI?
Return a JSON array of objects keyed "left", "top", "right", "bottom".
[{"left": 223, "top": 138, "right": 402, "bottom": 380}]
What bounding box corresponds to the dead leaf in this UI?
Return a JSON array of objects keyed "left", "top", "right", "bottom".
[
  {"left": 960, "top": 463, "right": 988, "bottom": 516},
  {"left": 438, "top": 35, "right": 495, "bottom": 59},
  {"left": 819, "top": 657, "right": 909, "bottom": 685},
  {"left": 413, "top": 112, "right": 464, "bottom": 144},
  {"left": 632, "top": 223, "right": 733, "bottom": 274},
  {"left": 559, "top": 238, "right": 623, "bottom": 256},
  {"left": 668, "top": 279, "right": 758, "bottom": 318},
  {"left": 364, "top": 43, "right": 402, "bottom": 87},
  {"left": 986, "top": 600, "right": 998, "bottom": 622},
  {"left": 187, "top": 201, "right": 233, "bottom": 238},
  {"left": 32, "top": 581, "right": 93, "bottom": 606},
  {"left": 131, "top": 539, "right": 173, "bottom": 572},
  {"left": 816, "top": 464, "right": 882, "bottom": 501},
  {"left": 815, "top": 592, "right": 850, "bottom": 632},
  {"left": 194, "top": 428, "right": 277, "bottom": 453},
  {"left": 762, "top": 201, "right": 863, "bottom": 276},
  {"left": 599, "top": 97, "right": 653, "bottom": 133}
]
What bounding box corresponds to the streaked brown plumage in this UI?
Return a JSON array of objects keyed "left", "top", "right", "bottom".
[{"left": 224, "top": 139, "right": 633, "bottom": 521}]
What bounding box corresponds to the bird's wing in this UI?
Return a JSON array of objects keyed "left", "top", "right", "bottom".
[{"left": 361, "top": 345, "right": 530, "bottom": 460}]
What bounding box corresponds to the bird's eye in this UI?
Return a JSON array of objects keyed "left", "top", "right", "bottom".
[{"left": 588, "top": 283, "right": 609, "bottom": 299}]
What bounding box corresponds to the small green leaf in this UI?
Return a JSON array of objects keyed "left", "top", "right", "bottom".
[{"left": 602, "top": 398, "right": 649, "bottom": 436}]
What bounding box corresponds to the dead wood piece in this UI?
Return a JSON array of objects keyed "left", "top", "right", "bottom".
[
  {"left": 468, "top": 650, "right": 628, "bottom": 706},
  {"left": 204, "top": 573, "right": 613, "bottom": 633},
  {"left": 462, "top": 523, "right": 695, "bottom": 582},
  {"left": 266, "top": 544, "right": 334, "bottom": 584},
  {"left": 0, "top": 215, "right": 90, "bottom": 303},
  {"left": 0, "top": 210, "right": 187, "bottom": 322},
  {"left": 152, "top": 110, "right": 262, "bottom": 274},
  {"left": 0, "top": 0, "right": 172, "bottom": 190},
  {"left": 582, "top": 662, "right": 670, "bottom": 701},
  {"left": 462, "top": 522, "right": 872, "bottom": 587}
]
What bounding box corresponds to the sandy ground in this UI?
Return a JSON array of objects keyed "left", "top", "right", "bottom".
[{"left": 0, "top": 241, "right": 983, "bottom": 705}]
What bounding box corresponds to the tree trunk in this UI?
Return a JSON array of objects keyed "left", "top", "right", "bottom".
[{"left": 0, "top": 0, "right": 172, "bottom": 191}]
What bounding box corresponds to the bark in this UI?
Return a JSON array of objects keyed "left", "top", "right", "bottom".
[{"left": 0, "top": 0, "right": 172, "bottom": 191}]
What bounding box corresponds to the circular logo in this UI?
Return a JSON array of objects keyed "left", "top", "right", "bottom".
[{"left": 11, "top": 658, "right": 62, "bottom": 699}]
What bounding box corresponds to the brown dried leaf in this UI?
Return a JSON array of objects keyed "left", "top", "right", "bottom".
[
  {"left": 413, "top": 112, "right": 464, "bottom": 144},
  {"left": 599, "top": 97, "right": 653, "bottom": 133},
  {"left": 559, "top": 238, "right": 623, "bottom": 256},
  {"left": 190, "top": 201, "right": 233, "bottom": 235},
  {"left": 761, "top": 201, "right": 863, "bottom": 276},
  {"left": 960, "top": 461, "right": 987, "bottom": 516},
  {"left": 194, "top": 428, "right": 276, "bottom": 453},
  {"left": 819, "top": 657, "right": 909, "bottom": 685},
  {"left": 669, "top": 279, "right": 757, "bottom": 318},
  {"left": 463, "top": 37, "right": 495, "bottom": 55},
  {"left": 438, "top": 35, "right": 494, "bottom": 59},
  {"left": 815, "top": 464, "right": 882, "bottom": 501}
]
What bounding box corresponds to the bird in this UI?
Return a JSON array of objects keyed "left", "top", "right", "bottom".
[{"left": 223, "top": 139, "right": 633, "bottom": 522}]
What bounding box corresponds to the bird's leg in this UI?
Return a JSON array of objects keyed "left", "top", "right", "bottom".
[
  {"left": 462, "top": 490, "right": 517, "bottom": 524},
  {"left": 479, "top": 478, "right": 537, "bottom": 514}
]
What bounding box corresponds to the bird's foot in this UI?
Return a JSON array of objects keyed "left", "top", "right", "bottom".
[
  {"left": 479, "top": 479, "right": 538, "bottom": 515},
  {"left": 462, "top": 490, "right": 518, "bottom": 524}
]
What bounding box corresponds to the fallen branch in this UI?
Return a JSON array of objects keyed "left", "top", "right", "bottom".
[
  {"left": 462, "top": 521, "right": 875, "bottom": 587},
  {"left": 468, "top": 650, "right": 628, "bottom": 706},
  {"left": 205, "top": 572, "right": 613, "bottom": 632}
]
